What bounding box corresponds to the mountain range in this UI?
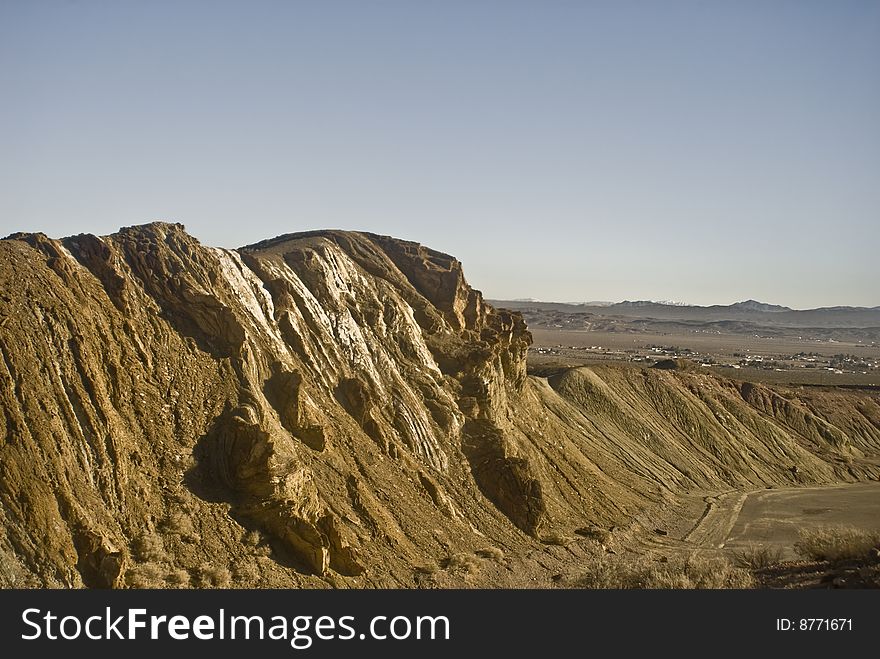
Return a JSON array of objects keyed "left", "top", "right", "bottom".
[{"left": 490, "top": 298, "right": 880, "bottom": 329}]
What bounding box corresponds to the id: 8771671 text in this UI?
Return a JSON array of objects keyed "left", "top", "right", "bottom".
[{"left": 776, "top": 618, "right": 852, "bottom": 631}]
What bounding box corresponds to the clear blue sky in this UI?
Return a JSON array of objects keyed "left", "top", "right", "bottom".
[{"left": 2, "top": 1, "right": 878, "bottom": 308}]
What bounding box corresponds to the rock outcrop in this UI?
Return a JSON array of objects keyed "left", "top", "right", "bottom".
[{"left": 0, "top": 223, "right": 877, "bottom": 588}]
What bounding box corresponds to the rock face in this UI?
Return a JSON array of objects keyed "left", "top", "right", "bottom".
[{"left": 1, "top": 223, "right": 878, "bottom": 588}]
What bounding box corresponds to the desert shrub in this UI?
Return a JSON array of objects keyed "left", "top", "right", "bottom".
[
  {"left": 475, "top": 546, "right": 505, "bottom": 563},
  {"left": 575, "top": 552, "right": 753, "bottom": 589},
  {"left": 678, "top": 554, "right": 754, "bottom": 589},
  {"left": 162, "top": 511, "right": 197, "bottom": 540},
  {"left": 233, "top": 561, "right": 260, "bottom": 584},
  {"left": 443, "top": 553, "right": 481, "bottom": 575},
  {"left": 732, "top": 544, "right": 785, "bottom": 569},
  {"left": 165, "top": 567, "right": 191, "bottom": 588},
  {"left": 243, "top": 529, "right": 272, "bottom": 556},
  {"left": 574, "top": 526, "right": 613, "bottom": 545},
  {"left": 575, "top": 553, "right": 653, "bottom": 589},
  {"left": 540, "top": 533, "right": 572, "bottom": 546},
  {"left": 132, "top": 531, "right": 166, "bottom": 562},
  {"left": 794, "top": 527, "right": 880, "bottom": 562},
  {"left": 125, "top": 562, "right": 165, "bottom": 588},
  {"left": 197, "top": 564, "right": 232, "bottom": 588}
]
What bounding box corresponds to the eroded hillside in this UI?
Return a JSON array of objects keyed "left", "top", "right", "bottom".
[{"left": 1, "top": 223, "right": 878, "bottom": 588}]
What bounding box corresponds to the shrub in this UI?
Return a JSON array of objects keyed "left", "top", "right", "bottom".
[
  {"left": 243, "top": 529, "right": 262, "bottom": 546},
  {"left": 732, "top": 544, "right": 785, "bottom": 570},
  {"left": 162, "top": 511, "right": 197, "bottom": 541},
  {"left": 794, "top": 527, "right": 880, "bottom": 562},
  {"left": 132, "top": 532, "right": 166, "bottom": 562},
  {"left": 574, "top": 526, "right": 613, "bottom": 545},
  {"left": 125, "top": 563, "right": 165, "bottom": 588},
  {"left": 575, "top": 552, "right": 753, "bottom": 589},
  {"left": 165, "top": 567, "right": 191, "bottom": 588},
  {"left": 679, "top": 554, "right": 754, "bottom": 589},
  {"left": 443, "top": 553, "right": 481, "bottom": 575},
  {"left": 197, "top": 564, "right": 232, "bottom": 588},
  {"left": 540, "top": 533, "right": 572, "bottom": 546},
  {"left": 243, "top": 529, "right": 272, "bottom": 556},
  {"left": 475, "top": 547, "right": 505, "bottom": 563},
  {"left": 233, "top": 561, "right": 260, "bottom": 584}
]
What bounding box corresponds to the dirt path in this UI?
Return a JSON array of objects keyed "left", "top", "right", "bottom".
[{"left": 682, "top": 489, "right": 751, "bottom": 549}]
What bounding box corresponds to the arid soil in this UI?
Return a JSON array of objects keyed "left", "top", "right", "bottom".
[
  {"left": 725, "top": 483, "right": 880, "bottom": 557},
  {"left": 1, "top": 223, "right": 879, "bottom": 588},
  {"left": 636, "top": 482, "right": 880, "bottom": 555}
]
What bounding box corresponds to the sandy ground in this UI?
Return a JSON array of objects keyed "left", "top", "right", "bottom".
[
  {"left": 637, "top": 482, "right": 880, "bottom": 562},
  {"left": 723, "top": 483, "right": 880, "bottom": 559}
]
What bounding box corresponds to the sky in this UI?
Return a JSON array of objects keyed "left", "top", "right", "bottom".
[{"left": 1, "top": 1, "right": 878, "bottom": 309}]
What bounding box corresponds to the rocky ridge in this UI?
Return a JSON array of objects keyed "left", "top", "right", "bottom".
[{"left": 1, "top": 223, "right": 878, "bottom": 588}]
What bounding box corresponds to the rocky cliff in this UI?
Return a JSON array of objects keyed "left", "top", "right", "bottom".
[{"left": 1, "top": 223, "right": 878, "bottom": 588}]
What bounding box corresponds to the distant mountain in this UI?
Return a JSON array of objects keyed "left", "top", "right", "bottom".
[
  {"left": 726, "top": 300, "right": 791, "bottom": 313},
  {"left": 614, "top": 299, "right": 790, "bottom": 312},
  {"left": 489, "top": 297, "right": 880, "bottom": 329},
  {"left": 814, "top": 305, "right": 880, "bottom": 312},
  {"left": 615, "top": 300, "right": 693, "bottom": 308},
  {"left": 614, "top": 300, "right": 664, "bottom": 308}
]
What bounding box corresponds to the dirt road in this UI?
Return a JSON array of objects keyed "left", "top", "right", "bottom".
[{"left": 681, "top": 482, "right": 880, "bottom": 559}]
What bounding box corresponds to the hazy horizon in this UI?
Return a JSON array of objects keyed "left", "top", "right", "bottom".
[
  {"left": 2, "top": 1, "right": 878, "bottom": 309},
  {"left": 485, "top": 295, "right": 880, "bottom": 311}
]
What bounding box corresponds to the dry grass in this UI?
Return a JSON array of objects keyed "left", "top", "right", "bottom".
[
  {"left": 233, "top": 561, "right": 260, "bottom": 584},
  {"left": 443, "top": 553, "right": 481, "bottom": 576},
  {"left": 126, "top": 563, "right": 195, "bottom": 588},
  {"left": 132, "top": 531, "right": 166, "bottom": 562},
  {"left": 475, "top": 546, "right": 505, "bottom": 563},
  {"left": 243, "top": 529, "right": 272, "bottom": 556},
  {"left": 794, "top": 527, "right": 880, "bottom": 562},
  {"left": 165, "top": 567, "right": 191, "bottom": 588},
  {"left": 575, "top": 552, "right": 754, "bottom": 589},
  {"left": 162, "top": 511, "right": 198, "bottom": 541},
  {"left": 243, "top": 529, "right": 262, "bottom": 546},
  {"left": 197, "top": 564, "right": 232, "bottom": 588},
  {"left": 540, "top": 532, "right": 573, "bottom": 546},
  {"left": 732, "top": 544, "right": 785, "bottom": 570},
  {"left": 125, "top": 562, "right": 166, "bottom": 588},
  {"left": 574, "top": 526, "right": 613, "bottom": 545}
]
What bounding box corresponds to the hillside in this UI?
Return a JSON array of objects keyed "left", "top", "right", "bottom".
[{"left": 1, "top": 223, "right": 879, "bottom": 588}]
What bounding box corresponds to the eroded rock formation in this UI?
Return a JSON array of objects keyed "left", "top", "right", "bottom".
[{"left": 1, "top": 223, "right": 878, "bottom": 588}]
